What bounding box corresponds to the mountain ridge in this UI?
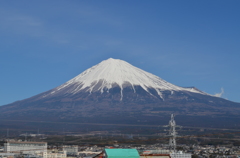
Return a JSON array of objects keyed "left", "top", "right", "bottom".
[{"left": 0, "top": 58, "right": 240, "bottom": 130}]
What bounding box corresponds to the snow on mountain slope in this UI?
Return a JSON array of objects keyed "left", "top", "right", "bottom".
[{"left": 46, "top": 58, "right": 209, "bottom": 100}]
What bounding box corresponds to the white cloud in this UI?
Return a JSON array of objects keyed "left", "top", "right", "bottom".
[{"left": 214, "top": 88, "right": 224, "bottom": 97}]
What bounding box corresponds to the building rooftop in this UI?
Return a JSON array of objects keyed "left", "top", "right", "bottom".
[
  {"left": 105, "top": 149, "right": 139, "bottom": 158},
  {"left": 6, "top": 141, "right": 47, "bottom": 144}
]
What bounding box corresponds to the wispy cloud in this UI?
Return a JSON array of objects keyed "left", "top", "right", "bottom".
[
  {"left": 214, "top": 88, "right": 224, "bottom": 97},
  {"left": 0, "top": 10, "right": 42, "bottom": 35},
  {"left": 0, "top": 4, "right": 127, "bottom": 51}
]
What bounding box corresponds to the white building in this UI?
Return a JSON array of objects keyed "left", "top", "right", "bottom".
[
  {"left": 170, "top": 151, "right": 191, "bottom": 158},
  {"left": 140, "top": 150, "right": 191, "bottom": 158},
  {"left": 0, "top": 153, "right": 15, "bottom": 158},
  {"left": 47, "top": 150, "right": 66, "bottom": 158},
  {"left": 4, "top": 141, "right": 47, "bottom": 158},
  {"left": 62, "top": 145, "right": 78, "bottom": 155}
]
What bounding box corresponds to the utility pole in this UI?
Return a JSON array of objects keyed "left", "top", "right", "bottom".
[
  {"left": 7, "top": 129, "right": 9, "bottom": 140},
  {"left": 63, "top": 128, "right": 65, "bottom": 145}
]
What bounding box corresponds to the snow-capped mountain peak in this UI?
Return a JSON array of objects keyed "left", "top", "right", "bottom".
[{"left": 48, "top": 58, "right": 208, "bottom": 100}]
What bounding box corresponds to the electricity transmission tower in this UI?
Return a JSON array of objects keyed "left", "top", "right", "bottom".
[{"left": 165, "top": 114, "right": 181, "bottom": 153}]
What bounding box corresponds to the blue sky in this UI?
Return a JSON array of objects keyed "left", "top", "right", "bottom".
[{"left": 0, "top": 0, "right": 240, "bottom": 105}]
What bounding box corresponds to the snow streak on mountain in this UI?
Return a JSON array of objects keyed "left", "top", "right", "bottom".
[{"left": 44, "top": 58, "right": 208, "bottom": 100}]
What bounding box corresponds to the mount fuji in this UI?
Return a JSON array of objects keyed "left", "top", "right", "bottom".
[
  {"left": 1, "top": 58, "right": 240, "bottom": 129},
  {"left": 41, "top": 58, "right": 208, "bottom": 100}
]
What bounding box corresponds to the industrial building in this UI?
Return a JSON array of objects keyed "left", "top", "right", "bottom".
[{"left": 4, "top": 141, "right": 47, "bottom": 158}]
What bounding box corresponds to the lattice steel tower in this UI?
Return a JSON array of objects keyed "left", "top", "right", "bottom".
[
  {"left": 166, "top": 114, "right": 181, "bottom": 153},
  {"left": 169, "top": 114, "right": 177, "bottom": 152}
]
